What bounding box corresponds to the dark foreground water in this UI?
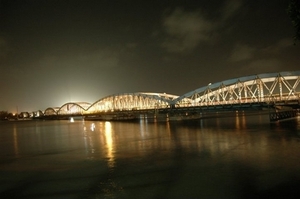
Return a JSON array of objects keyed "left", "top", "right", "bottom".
[{"left": 1, "top": 112, "right": 300, "bottom": 199}]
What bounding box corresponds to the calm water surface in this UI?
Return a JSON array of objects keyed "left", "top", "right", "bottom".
[{"left": 1, "top": 112, "right": 300, "bottom": 199}]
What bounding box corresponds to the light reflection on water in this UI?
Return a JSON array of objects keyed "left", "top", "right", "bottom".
[
  {"left": 82, "top": 120, "right": 115, "bottom": 167},
  {"left": 104, "top": 121, "right": 115, "bottom": 168},
  {"left": 12, "top": 124, "right": 19, "bottom": 157},
  {"left": 0, "top": 113, "right": 300, "bottom": 198}
]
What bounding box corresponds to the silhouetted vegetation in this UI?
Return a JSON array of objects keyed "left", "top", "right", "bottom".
[
  {"left": 288, "top": 0, "right": 300, "bottom": 43},
  {"left": 0, "top": 111, "right": 9, "bottom": 120},
  {"left": 0, "top": 111, "right": 19, "bottom": 120}
]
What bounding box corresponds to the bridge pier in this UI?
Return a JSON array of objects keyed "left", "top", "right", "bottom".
[{"left": 269, "top": 109, "right": 298, "bottom": 122}]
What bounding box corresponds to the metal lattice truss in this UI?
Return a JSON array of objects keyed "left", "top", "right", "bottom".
[
  {"left": 43, "top": 71, "right": 300, "bottom": 115},
  {"left": 172, "top": 71, "right": 300, "bottom": 107},
  {"left": 44, "top": 107, "right": 60, "bottom": 116},
  {"left": 45, "top": 93, "right": 179, "bottom": 115},
  {"left": 88, "top": 92, "right": 178, "bottom": 113},
  {"left": 58, "top": 102, "right": 92, "bottom": 115}
]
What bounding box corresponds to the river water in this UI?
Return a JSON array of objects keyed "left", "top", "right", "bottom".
[{"left": 0, "top": 112, "right": 300, "bottom": 199}]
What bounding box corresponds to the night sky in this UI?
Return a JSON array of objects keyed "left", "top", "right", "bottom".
[{"left": 0, "top": 0, "right": 299, "bottom": 112}]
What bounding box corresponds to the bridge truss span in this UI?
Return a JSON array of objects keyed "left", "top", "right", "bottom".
[
  {"left": 87, "top": 92, "right": 179, "bottom": 113},
  {"left": 172, "top": 71, "right": 300, "bottom": 108},
  {"left": 41, "top": 71, "right": 300, "bottom": 116},
  {"left": 57, "top": 102, "right": 91, "bottom": 115}
]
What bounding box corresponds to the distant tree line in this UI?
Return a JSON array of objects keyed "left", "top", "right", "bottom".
[
  {"left": 0, "top": 111, "right": 12, "bottom": 120},
  {"left": 0, "top": 111, "right": 34, "bottom": 120},
  {"left": 288, "top": 0, "right": 300, "bottom": 43}
]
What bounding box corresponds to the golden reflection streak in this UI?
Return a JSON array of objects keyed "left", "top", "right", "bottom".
[
  {"left": 235, "top": 112, "right": 240, "bottom": 129},
  {"left": 241, "top": 112, "right": 246, "bottom": 129},
  {"left": 235, "top": 111, "right": 247, "bottom": 130},
  {"left": 104, "top": 121, "right": 115, "bottom": 168},
  {"left": 13, "top": 124, "right": 19, "bottom": 157},
  {"left": 166, "top": 120, "right": 171, "bottom": 137}
]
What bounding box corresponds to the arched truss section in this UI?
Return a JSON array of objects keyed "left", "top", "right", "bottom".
[
  {"left": 32, "top": 110, "right": 44, "bottom": 117},
  {"left": 57, "top": 102, "right": 91, "bottom": 115},
  {"left": 44, "top": 107, "right": 59, "bottom": 116},
  {"left": 87, "top": 92, "right": 179, "bottom": 113},
  {"left": 172, "top": 71, "right": 300, "bottom": 107}
]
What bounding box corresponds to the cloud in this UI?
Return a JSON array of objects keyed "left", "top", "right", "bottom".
[
  {"left": 229, "top": 37, "right": 293, "bottom": 63},
  {"left": 229, "top": 42, "right": 284, "bottom": 74},
  {"left": 77, "top": 49, "right": 120, "bottom": 69},
  {"left": 230, "top": 44, "right": 255, "bottom": 62},
  {"left": 161, "top": 8, "right": 215, "bottom": 53},
  {"left": 0, "top": 36, "right": 9, "bottom": 61},
  {"left": 247, "top": 59, "right": 281, "bottom": 73},
  {"left": 235, "top": 59, "right": 281, "bottom": 76},
  {"left": 125, "top": 42, "right": 138, "bottom": 49},
  {"left": 261, "top": 38, "right": 294, "bottom": 54},
  {"left": 221, "top": 0, "right": 243, "bottom": 21},
  {"left": 160, "top": 0, "right": 243, "bottom": 54},
  {"left": 37, "top": 49, "right": 120, "bottom": 72}
]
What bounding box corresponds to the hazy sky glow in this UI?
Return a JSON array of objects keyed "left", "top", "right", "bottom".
[{"left": 0, "top": 0, "right": 299, "bottom": 112}]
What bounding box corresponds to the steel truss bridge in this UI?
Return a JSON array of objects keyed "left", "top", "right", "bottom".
[{"left": 31, "top": 71, "right": 300, "bottom": 119}]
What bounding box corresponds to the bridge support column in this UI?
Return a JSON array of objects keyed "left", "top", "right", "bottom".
[{"left": 269, "top": 109, "right": 298, "bottom": 122}]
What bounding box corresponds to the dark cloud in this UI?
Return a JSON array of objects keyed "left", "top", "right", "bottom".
[
  {"left": 160, "top": 0, "right": 243, "bottom": 53},
  {"left": 162, "top": 8, "right": 214, "bottom": 53},
  {"left": 230, "top": 44, "right": 255, "bottom": 62},
  {"left": 221, "top": 0, "right": 242, "bottom": 21}
]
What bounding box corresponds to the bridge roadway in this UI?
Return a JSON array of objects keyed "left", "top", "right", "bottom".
[{"left": 34, "top": 71, "right": 300, "bottom": 121}]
